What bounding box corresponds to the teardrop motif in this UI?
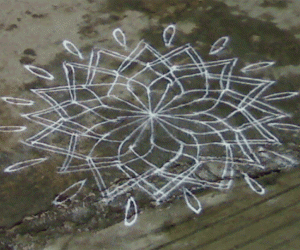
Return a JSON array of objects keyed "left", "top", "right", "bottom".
[
  {"left": 240, "top": 61, "right": 275, "bottom": 73},
  {"left": 209, "top": 36, "right": 230, "bottom": 55},
  {"left": 4, "top": 157, "right": 48, "bottom": 173},
  {"left": 62, "top": 40, "right": 84, "bottom": 59},
  {"left": 242, "top": 173, "right": 265, "bottom": 195},
  {"left": 52, "top": 179, "right": 87, "bottom": 205},
  {"left": 268, "top": 123, "right": 300, "bottom": 131},
  {"left": 124, "top": 197, "right": 138, "bottom": 226},
  {"left": 163, "top": 24, "right": 176, "bottom": 47},
  {"left": 113, "top": 28, "right": 127, "bottom": 49},
  {"left": 0, "top": 126, "right": 26, "bottom": 132},
  {"left": 264, "top": 92, "right": 299, "bottom": 101},
  {"left": 183, "top": 188, "right": 202, "bottom": 214},
  {"left": 1, "top": 97, "right": 34, "bottom": 106},
  {"left": 24, "top": 65, "right": 54, "bottom": 80}
]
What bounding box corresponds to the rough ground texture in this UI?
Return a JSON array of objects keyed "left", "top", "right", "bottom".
[{"left": 0, "top": 0, "right": 300, "bottom": 249}]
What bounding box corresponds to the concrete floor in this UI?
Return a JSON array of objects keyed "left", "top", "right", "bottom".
[
  {"left": 44, "top": 168, "right": 300, "bottom": 250},
  {"left": 1, "top": 1, "right": 300, "bottom": 249}
]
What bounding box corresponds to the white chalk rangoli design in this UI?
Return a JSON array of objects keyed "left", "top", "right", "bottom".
[{"left": 1, "top": 25, "right": 299, "bottom": 226}]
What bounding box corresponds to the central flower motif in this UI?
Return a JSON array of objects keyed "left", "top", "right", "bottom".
[{"left": 21, "top": 39, "right": 238, "bottom": 204}]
